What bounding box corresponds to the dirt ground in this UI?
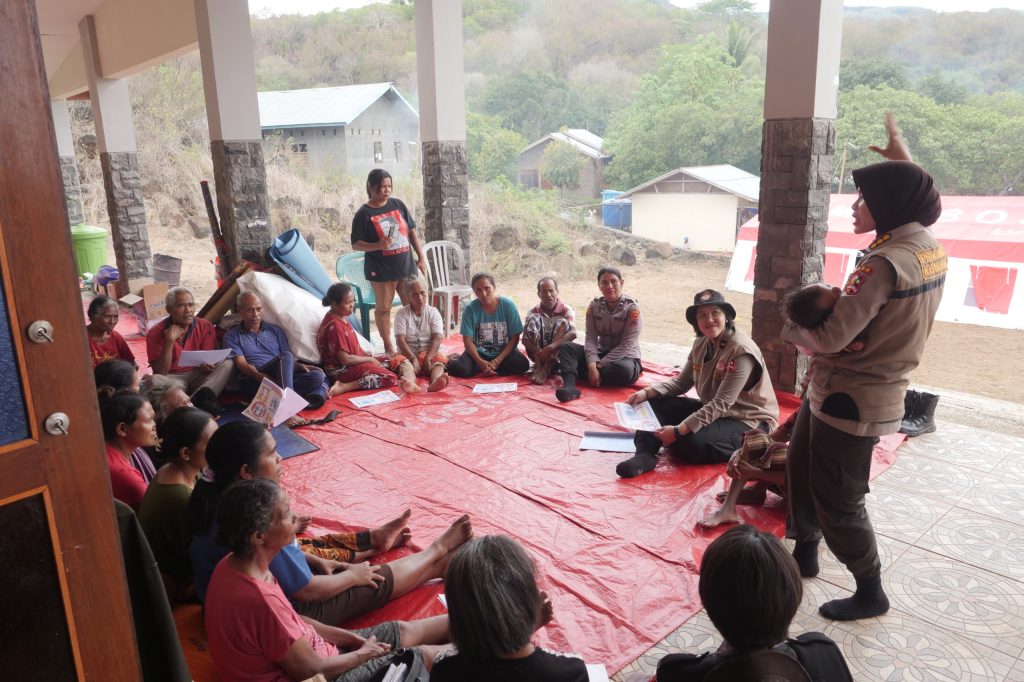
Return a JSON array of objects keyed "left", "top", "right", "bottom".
[{"left": 151, "top": 226, "right": 1024, "bottom": 405}]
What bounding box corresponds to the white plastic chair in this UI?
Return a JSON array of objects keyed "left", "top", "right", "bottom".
[{"left": 423, "top": 240, "right": 473, "bottom": 337}]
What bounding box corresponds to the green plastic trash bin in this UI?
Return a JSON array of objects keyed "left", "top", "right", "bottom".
[{"left": 69, "top": 224, "right": 109, "bottom": 278}]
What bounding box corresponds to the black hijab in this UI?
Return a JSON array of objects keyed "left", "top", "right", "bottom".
[{"left": 852, "top": 160, "right": 942, "bottom": 233}]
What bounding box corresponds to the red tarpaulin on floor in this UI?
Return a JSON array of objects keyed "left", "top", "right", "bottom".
[{"left": 114, "top": 315, "right": 901, "bottom": 675}]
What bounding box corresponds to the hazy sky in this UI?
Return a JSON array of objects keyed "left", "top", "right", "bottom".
[{"left": 248, "top": 0, "right": 1020, "bottom": 17}]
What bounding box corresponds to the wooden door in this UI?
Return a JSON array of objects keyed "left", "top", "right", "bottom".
[{"left": 0, "top": 2, "right": 140, "bottom": 679}]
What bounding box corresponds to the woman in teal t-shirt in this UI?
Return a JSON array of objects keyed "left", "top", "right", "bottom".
[{"left": 447, "top": 273, "right": 530, "bottom": 378}]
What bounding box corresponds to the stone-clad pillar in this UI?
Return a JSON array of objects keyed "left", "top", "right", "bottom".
[
  {"left": 80, "top": 15, "right": 153, "bottom": 290},
  {"left": 753, "top": 0, "right": 843, "bottom": 392},
  {"left": 195, "top": 0, "right": 272, "bottom": 269},
  {"left": 415, "top": 0, "right": 470, "bottom": 269},
  {"left": 51, "top": 100, "right": 85, "bottom": 227}
]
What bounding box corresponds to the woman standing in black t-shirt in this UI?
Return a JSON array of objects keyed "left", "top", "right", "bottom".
[{"left": 351, "top": 169, "right": 428, "bottom": 355}]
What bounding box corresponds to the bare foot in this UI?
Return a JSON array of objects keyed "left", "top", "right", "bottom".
[
  {"left": 427, "top": 373, "right": 449, "bottom": 392},
  {"left": 531, "top": 366, "right": 550, "bottom": 385},
  {"left": 433, "top": 514, "right": 473, "bottom": 554},
  {"left": 698, "top": 509, "right": 741, "bottom": 529},
  {"left": 328, "top": 381, "right": 344, "bottom": 397},
  {"left": 538, "top": 590, "right": 554, "bottom": 628},
  {"left": 400, "top": 376, "right": 422, "bottom": 393},
  {"left": 715, "top": 483, "right": 767, "bottom": 506},
  {"left": 369, "top": 509, "right": 413, "bottom": 553}
]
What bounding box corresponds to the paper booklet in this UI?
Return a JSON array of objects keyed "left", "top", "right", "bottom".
[
  {"left": 472, "top": 382, "right": 518, "bottom": 393},
  {"left": 178, "top": 348, "right": 232, "bottom": 367},
  {"left": 349, "top": 390, "right": 402, "bottom": 408},
  {"left": 613, "top": 401, "right": 660, "bottom": 432},
  {"left": 242, "top": 377, "right": 309, "bottom": 428}
]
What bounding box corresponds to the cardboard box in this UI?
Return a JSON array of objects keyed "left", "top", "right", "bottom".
[{"left": 120, "top": 282, "right": 169, "bottom": 336}]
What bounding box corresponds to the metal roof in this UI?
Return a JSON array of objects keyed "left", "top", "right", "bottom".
[
  {"left": 615, "top": 164, "right": 760, "bottom": 202},
  {"left": 521, "top": 128, "right": 607, "bottom": 159},
  {"left": 257, "top": 83, "right": 418, "bottom": 129}
]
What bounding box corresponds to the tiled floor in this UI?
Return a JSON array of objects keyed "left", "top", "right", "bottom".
[{"left": 613, "top": 421, "right": 1024, "bottom": 681}]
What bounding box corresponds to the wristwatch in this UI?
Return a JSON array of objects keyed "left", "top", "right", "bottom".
[{"left": 673, "top": 425, "right": 682, "bottom": 439}]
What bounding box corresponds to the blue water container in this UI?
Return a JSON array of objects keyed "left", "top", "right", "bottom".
[{"left": 602, "top": 198, "right": 632, "bottom": 230}]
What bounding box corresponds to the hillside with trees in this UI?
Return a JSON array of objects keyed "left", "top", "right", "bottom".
[{"left": 243, "top": 0, "right": 1024, "bottom": 195}]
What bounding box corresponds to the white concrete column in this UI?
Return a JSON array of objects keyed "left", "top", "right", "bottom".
[
  {"left": 194, "top": 0, "right": 271, "bottom": 268},
  {"left": 193, "top": 0, "right": 261, "bottom": 142},
  {"left": 80, "top": 15, "right": 153, "bottom": 289},
  {"left": 415, "top": 0, "right": 470, "bottom": 261},
  {"left": 51, "top": 100, "right": 76, "bottom": 158},
  {"left": 415, "top": 0, "right": 466, "bottom": 143},
  {"left": 51, "top": 100, "right": 85, "bottom": 227},
  {"left": 764, "top": 0, "right": 843, "bottom": 121},
  {"left": 79, "top": 16, "right": 138, "bottom": 154},
  {"left": 753, "top": 0, "right": 844, "bottom": 392}
]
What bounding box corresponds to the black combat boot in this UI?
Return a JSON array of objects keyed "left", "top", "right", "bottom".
[{"left": 900, "top": 391, "right": 939, "bottom": 437}]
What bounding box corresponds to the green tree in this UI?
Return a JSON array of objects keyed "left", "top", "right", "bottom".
[
  {"left": 466, "top": 112, "right": 528, "bottom": 183},
  {"left": 695, "top": 0, "right": 755, "bottom": 17},
  {"left": 479, "top": 71, "right": 578, "bottom": 141},
  {"left": 540, "top": 139, "right": 582, "bottom": 191},
  {"left": 602, "top": 36, "right": 764, "bottom": 189},
  {"left": 916, "top": 71, "right": 969, "bottom": 105},
  {"left": 839, "top": 57, "right": 909, "bottom": 92}
]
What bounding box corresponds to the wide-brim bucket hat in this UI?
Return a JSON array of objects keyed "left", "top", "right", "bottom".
[{"left": 685, "top": 289, "right": 737, "bottom": 327}]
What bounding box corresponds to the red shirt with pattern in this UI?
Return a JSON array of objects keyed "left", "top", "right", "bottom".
[{"left": 89, "top": 331, "right": 136, "bottom": 367}]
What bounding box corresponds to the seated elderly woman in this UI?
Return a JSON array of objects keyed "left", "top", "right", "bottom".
[
  {"left": 205, "top": 478, "right": 451, "bottom": 682},
  {"left": 432, "top": 535, "right": 588, "bottom": 682},
  {"left": 138, "top": 407, "right": 218, "bottom": 601},
  {"left": 98, "top": 387, "right": 159, "bottom": 509},
  {"left": 189, "top": 420, "right": 473, "bottom": 626},
  {"left": 633, "top": 525, "right": 852, "bottom": 681},
  {"left": 447, "top": 273, "right": 530, "bottom": 379},
  {"left": 86, "top": 295, "right": 135, "bottom": 367},
  {"left": 318, "top": 282, "right": 411, "bottom": 396},
  {"left": 616, "top": 289, "right": 778, "bottom": 478}
]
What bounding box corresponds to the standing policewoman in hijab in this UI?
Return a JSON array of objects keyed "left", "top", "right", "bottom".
[{"left": 782, "top": 114, "right": 946, "bottom": 621}]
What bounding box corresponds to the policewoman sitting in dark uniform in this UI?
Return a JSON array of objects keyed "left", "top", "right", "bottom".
[
  {"left": 616, "top": 289, "right": 778, "bottom": 479},
  {"left": 555, "top": 267, "right": 643, "bottom": 402},
  {"left": 782, "top": 113, "right": 946, "bottom": 621}
]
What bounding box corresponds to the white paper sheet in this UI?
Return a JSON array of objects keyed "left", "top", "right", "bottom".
[
  {"left": 579, "top": 431, "right": 636, "bottom": 452},
  {"left": 349, "top": 390, "right": 402, "bottom": 408},
  {"left": 613, "top": 401, "right": 660, "bottom": 431},
  {"left": 242, "top": 378, "right": 310, "bottom": 428},
  {"left": 586, "top": 663, "right": 609, "bottom": 682},
  {"left": 177, "top": 348, "right": 232, "bottom": 367},
  {"left": 472, "top": 382, "right": 518, "bottom": 394}
]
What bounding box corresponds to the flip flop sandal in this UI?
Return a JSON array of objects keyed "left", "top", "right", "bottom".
[{"left": 305, "top": 409, "right": 341, "bottom": 426}]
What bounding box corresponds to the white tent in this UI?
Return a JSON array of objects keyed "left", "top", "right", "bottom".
[{"left": 726, "top": 195, "right": 1024, "bottom": 330}]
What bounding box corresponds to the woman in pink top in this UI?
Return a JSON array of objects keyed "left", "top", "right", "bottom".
[
  {"left": 318, "top": 282, "right": 412, "bottom": 397},
  {"left": 86, "top": 295, "right": 135, "bottom": 367},
  {"left": 205, "top": 478, "right": 450, "bottom": 682},
  {"left": 98, "top": 387, "right": 158, "bottom": 510}
]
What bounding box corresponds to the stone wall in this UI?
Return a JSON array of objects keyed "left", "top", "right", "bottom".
[
  {"left": 211, "top": 140, "right": 272, "bottom": 269},
  {"left": 100, "top": 151, "right": 152, "bottom": 285},
  {"left": 60, "top": 156, "right": 84, "bottom": 227},
  {"left": 421, "top": 140, "right": 470, "bottom": 270},
  {"left": 752, "top": 117, "right": 835, "bottom": 392}
]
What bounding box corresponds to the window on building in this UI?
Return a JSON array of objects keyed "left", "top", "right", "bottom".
[
  {"left": 373, "top": 141, "right": 384, "bottom": 163},
  {"left": 520, "top": 169, "right": 539, "bottom": 189},
  {"left": 394, "top": 141, "right": 402, "bottom": 162},
  {"left": 291, "top": 143, "right": 307, "bottom": 153}
]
